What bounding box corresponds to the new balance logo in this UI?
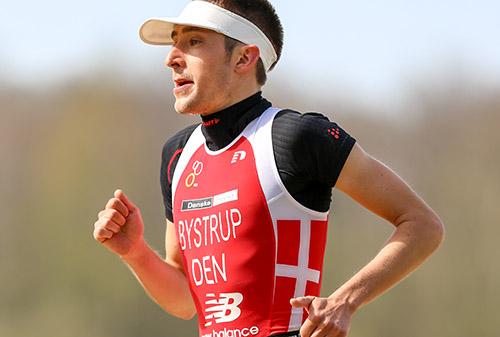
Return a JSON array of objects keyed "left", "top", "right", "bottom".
[
  {"left": 231, "top": 151, "right": 246, "bottom": 164},
  {"left": 204, "top": 292, "right": 243, "bottom": 327}
]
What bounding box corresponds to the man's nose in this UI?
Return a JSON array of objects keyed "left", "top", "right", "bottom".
[{"left": 165, "top": 46, "right": 185, "bottom": 69}]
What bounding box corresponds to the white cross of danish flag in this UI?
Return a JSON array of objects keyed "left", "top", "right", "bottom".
[{"left": 274, "top": 219, "right": 327, "bottom": 330}]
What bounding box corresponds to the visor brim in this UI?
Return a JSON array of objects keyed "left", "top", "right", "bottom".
[{"left": 139, "top": 17, "right": 223, "bottom": 45}]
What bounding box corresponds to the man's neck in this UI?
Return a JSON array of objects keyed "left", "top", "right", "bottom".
[
  {"left": 199, "top": 91, "right": 271, "bottom": 151},
  {"left": 201, "top": 84, "right": 262, "bottom": 116}
]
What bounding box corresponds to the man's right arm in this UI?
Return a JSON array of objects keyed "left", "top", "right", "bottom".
[{"left": 93, "top": 189, "right": 196, "bottom": 320}]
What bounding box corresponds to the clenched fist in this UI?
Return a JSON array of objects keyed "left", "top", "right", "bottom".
[{"left": 93, "top": 189, "right": 144, "bottom": 257}]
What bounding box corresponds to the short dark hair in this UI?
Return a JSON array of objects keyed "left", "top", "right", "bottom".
[{"left": 199, "top": 0, "right": 284, "bottom": 85}]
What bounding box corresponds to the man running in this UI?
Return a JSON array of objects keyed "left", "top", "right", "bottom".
[{"left": 93, "top": 1, "right": 444, "bottom": 336}]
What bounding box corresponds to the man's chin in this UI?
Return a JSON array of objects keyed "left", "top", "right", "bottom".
[
  {"left": 174, "top": 105, "right": 192, "bottom": 115},
  {"left": 174, "top": 98, "right": 204, "bottom": 115},
  {"left": 174, "top": 99, "right": 192, "bottom": 115}
]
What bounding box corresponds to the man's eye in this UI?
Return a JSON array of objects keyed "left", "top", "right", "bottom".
[{"left": 190, "top": 39, "right": 201, "bottom": 46}]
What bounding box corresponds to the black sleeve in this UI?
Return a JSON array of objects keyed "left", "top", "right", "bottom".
[
  {"left": 272, "top": 109, "right": 356, "bottom": 212},
  {"left": 160, "top": 124, "right": 199, "bottom": 222}
]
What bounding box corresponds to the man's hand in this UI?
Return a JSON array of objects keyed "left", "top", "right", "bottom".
[
  {"left": 93, "top": 189, "right": 145, "bottom": 257},
  {"left": 290, "top": 296, "right": 353, "bottom": 337}
]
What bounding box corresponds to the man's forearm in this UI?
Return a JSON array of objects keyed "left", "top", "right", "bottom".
[
  {"left": 121, "top": 240, "right": 196, "bottom": 320},
  {"left": 329, "top": 214, "right": 444, "bottom": 312}
]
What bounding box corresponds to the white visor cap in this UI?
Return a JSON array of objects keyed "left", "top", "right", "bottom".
[{"left": 139, "top": 0, "right": 278, "bottom": 72}]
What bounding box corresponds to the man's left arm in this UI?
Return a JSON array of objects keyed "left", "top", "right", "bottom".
[{"left": 291, "top": 142, "right": 445, "bottom": 337}]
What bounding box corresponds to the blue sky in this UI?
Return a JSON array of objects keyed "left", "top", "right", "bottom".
[{"left": 1, "top": 0, "right": 499, "bottom": 101}]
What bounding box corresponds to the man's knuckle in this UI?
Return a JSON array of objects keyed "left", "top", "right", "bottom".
[
  {"left": 97, "top": 218, "right": 108, "bottom": 227},
  {"left": 309, "top": 314, "right": 321, "bottom": 324},
  {"left": 95, "top": 230, "right": 107, "bottom": 240},
  {"left": 105, "top": 222, "right": 117, "bottom": 232},
  {"left": 98, "top": 227, "right": 108, "bottom": 235},
  {"left": 106, "top": 198, "right": 118, "bottom": 209},
  {"left": 323, "top": 318, "right": 334, "bottom": 329},
  {"left": 112, "top": 210, "right": 125, "bottom": 222},
  {"left": 101, "top": 208, "right": 113, "bottom": 217}
]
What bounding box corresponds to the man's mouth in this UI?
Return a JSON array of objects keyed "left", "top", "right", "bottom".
[
  {"left": 174, "top": 78, "right": 194, "bottom": 89},
  {"left": 173, "top": 78, "right": 194, "bottom": 94},
  {"left": 174, "top": 78, "right": 194, "bottom": 87}
]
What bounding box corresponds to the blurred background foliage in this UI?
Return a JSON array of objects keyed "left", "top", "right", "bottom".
[{"left": 1, "top": 67, "right": 499, "bottom": 337}]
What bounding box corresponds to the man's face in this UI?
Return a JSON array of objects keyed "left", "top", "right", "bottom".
[{"left": 166, "top": 25, "right": 234, "bottom": 115}]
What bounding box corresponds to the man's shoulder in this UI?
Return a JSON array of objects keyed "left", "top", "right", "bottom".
[
  {"left": 275, "top": 108, "right": 333, "bottom": 122},
  {"left": 160, "top": 123, "right": 200, "bottom": 193},
  {"left": 273, "top": 108, "right": 339, "bottom": 140},
  {"left": 271, "top": 107, "right": 355, "bottom": 189},
  {"left": 162, "top": 123, "right": 200, "bottom": 157}
]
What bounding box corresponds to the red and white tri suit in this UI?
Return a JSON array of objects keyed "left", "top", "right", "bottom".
[{"left": 172, "top": 107, "right": 329, "bottom": 337}]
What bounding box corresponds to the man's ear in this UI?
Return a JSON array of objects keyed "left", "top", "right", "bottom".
[{"left": 234, "top": 45, "right": 260, "bottom": 74}]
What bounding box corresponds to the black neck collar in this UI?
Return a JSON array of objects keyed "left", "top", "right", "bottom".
[{"left": 200, "top": 92, "right": 271, "bottom": 151}]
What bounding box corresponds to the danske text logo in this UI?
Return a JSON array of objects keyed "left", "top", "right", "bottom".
[{"left": 181, "top": 197, "right": 213, "bottom": 211}]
